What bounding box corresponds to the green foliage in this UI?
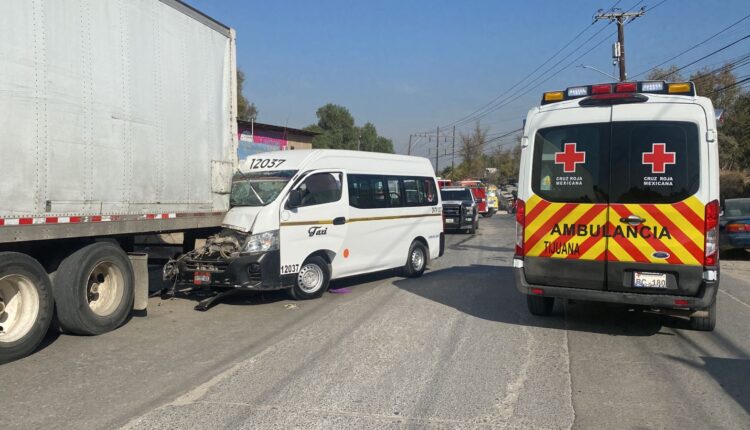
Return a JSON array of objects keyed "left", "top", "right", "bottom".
[
  {"left": 690, "top": 65, "right": 739, "bottom": 110},
  {"left": 236, "top": 70, "right": 258, "bottom": 122},
  {"left": 307, "top": 104, "right": 393, "bottom": 153},
  {"left": 645, "top": 65, "right": 684, "bottom": 82},
  {"left": 720, "top": 170, "right": 749, "bottom": 200}
]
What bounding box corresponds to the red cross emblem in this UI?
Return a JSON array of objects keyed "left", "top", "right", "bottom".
[
  {"left": 642, "top": 143, "right": 676, "bottom": 174},
  {"left": 554, "top": 143, "right": 586, "bottom": 173}
]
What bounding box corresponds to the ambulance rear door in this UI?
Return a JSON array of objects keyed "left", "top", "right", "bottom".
[
  {"left": 524, "top": 105, "right": 611, "bottom": 290},
  {"left": 606, "top": 102, "right": 708, "bottom": 295}
]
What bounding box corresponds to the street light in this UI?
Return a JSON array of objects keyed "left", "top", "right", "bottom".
[{"left": 578, "top": 64, "right": 619, "bottom": 81}]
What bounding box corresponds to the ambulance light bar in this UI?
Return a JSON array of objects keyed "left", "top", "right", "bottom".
[{"left": 542, "top": 81, "right": 696, "bottom": 105}]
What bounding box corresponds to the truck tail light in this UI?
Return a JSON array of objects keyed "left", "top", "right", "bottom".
[
  {"left": 515, "top": 199, "right": 525, "bottom": 257},
  {"left": 726, "top": 223, "right": 750, "bottom": 232},
  {"left": 704, "top": 200, "right": 719, "bottom": 267}
]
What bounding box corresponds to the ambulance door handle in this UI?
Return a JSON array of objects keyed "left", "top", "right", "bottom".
[
  {"left": 620, "top": 215, "right": 646, "bottom": 226},
  {"left": 333, "top": 217, "right": 347, "bottom": 225}
]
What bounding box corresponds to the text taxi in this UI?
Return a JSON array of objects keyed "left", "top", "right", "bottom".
[{"left": 513, "top": 81, "right": 720, "bottom": 330}]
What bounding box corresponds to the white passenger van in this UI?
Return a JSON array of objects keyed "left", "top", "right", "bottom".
[
  {"left": 514, "top": 81, "right": 720, "bottom": 330},
  {"left": 166, "top": 150, "right": 444, "bottom": 301}
]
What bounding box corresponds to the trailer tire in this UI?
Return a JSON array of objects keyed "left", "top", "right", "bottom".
[
  {"left": 403, "top": 241, "right": 428, "bottom": 278},
  {"left": 0, "top": 252, "right": 54, "bottom": 364},
  {"left": 289, "top": 256, "right": 330, "bottom": 300},
  {"left": 690, "top": 300, "right": 716, "bottom": 331},
  {"left": 53, "top": 243, "right": 134, "bottom": 335}
]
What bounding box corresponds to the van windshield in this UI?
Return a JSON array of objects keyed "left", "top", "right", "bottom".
[{"left": 230, "top": 170, "right": 297, "bottom": 207}]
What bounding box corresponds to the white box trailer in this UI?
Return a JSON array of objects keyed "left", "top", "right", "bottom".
[{"left": 0, "top": 0, "right": 238, "bottom": 363}]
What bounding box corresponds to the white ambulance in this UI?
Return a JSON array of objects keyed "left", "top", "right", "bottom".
[
  {"left": 514, "top": 81, "right": 720, "bottom": 330},
  {"left": 166, "top": 149, "right": 444, "bottom": 302}
]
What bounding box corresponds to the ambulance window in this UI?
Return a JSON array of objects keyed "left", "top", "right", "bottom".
[
  {"left": 531, "top": 123, "right": 609, "bottom": 203},
  {"left": 610, "top": 121, "right": 699, "bottom": 203}
]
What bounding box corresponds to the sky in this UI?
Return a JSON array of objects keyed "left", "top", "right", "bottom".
[{"left": 185, "top": 0, "right": 750, "bottom": 158}]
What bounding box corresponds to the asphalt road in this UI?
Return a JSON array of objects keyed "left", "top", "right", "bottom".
[{"left": 2, "top": 215, "right": 749, "bottom": 429}]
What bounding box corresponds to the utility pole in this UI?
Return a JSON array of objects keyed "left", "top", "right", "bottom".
[
  {"left": 594, "top": 7, "right": 645, "bottom": 81},
  {"left": 435, "top": 126, "right": 440, "bottom": 173},
  {"left": 407, "top": 134, "right": 413, "bottom": 155},
  {"left": 451, "top": 126, "right": 456, "bottom": 171}
]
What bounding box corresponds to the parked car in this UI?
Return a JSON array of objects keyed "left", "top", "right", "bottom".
[
  {"left": 440, "top": 187, "right": 478, "bottom": 234},
  {"left": 720, "top": 198, "right": 750, "bottom": 252}
]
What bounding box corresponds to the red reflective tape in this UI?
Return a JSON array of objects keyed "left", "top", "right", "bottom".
[
  {"left": 145, "top": 214, "right": 156, "bottom": 220},
  {"left": 607, "top": 221, "right": 651, "bottom": 262},
  {"left": 19, "top": 218, "right": 33, "bottom": 225},
  {"left": 70, "top": 216, "right": 82, "bottom": 223},
  {"left": 537, "top": 204, "right": 605, "bottom": 258},
  {"left": 162, "top": 213, "right": 169, "bottom": 219},
  {"left": 524, "top": 203, "right": 579, "bottom": 251},
  {"left": 673, "top": 201, "right": 704, "bottom": 233},
  {"left": 91, "top": 216, "right": 102, "bottom": 222},
  {"left": 609, "top": 205, "right": 683, "bottom": 265},
  {"left": 524, "top": 199, "right": 552, "bottom": 225},
  {"left": 45, "top": 217, "right": 58, "bottom": 224},
  {"left": 0, "top": 219, "right": 4, "bottom": 226},
  {"left": 641, "top": 204, "right": 704, "bottom": 263}
]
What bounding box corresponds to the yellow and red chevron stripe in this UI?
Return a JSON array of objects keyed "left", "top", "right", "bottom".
[
  {"left": 608, "top": 196, "right": 704, "bottom": 266},
  {"left": 524, "top": 194, "right": 705, "bottom": 266},
  {"left": 524, "top": 194, "right": 608, "bottom": 261}
]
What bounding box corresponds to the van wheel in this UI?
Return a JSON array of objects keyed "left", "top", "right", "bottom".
[
  {"left": 527, "top": 295, "right": 554, "bottom": 316},
  {"left": 0, "top": 253, "right": 54, "bottom": 364},
  {"left": 53, "top": 243, "right": 134, "bottom": 335},
  {"left": 289, "top": 256, "right": 330, "bottom": 300},
  {"left": 690, "top": 300, "right": 716, "bottom": 331},
  {"left": 403, "top": 241, "right": 427, "bottom": 278}
]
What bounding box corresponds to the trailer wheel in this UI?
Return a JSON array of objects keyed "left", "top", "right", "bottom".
[
  {"left": 690, "top": 300, "right": 716, "bottom": 331},
  {"left": 53, "top": 243, "right": 134, "bottom": 335},
  {"left": 289, "top": 256, "right": 330, "bottom": 300},
  {"left": 403, "top": 241, "right": 428, "bottom": 278},
  {"left": 0, "top": 252, "right": 54, "bottom": 364}
]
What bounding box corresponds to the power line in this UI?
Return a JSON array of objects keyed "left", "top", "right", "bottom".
[
  {"left": 650, "top": 33, "right": 750, "bottom": 80},
  {"left": 706, "top": 74, "right": 750, "bottom": 96},
  {"left": 632, "top": 12, "right": 750, "bottom": 78}
]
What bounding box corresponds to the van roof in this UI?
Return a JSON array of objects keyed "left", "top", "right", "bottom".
[{"left": 238, "top": 149, "right": 436, "bottom": 177}]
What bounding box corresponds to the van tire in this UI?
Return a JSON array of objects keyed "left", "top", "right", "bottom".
[
  {"left": 403, "top": 241, "right": 427, "bottom": 278},
  {"left": 468, "top": 221, "right": 476, "bottom": 235},
  {"left": 690, "top": 300, "right": 716, "bottom": 331},
  {"left": 53, "top": 243, "right": 134, "bottom": 335},
  {"left": 527, "top": 295, "right": 554, "bottom": 316},
  {"left": 0, "top": 253, "right": 55, "bottom": 364},
  {"left": 289, "top": 256, "right": 330, "bottom": 300}
]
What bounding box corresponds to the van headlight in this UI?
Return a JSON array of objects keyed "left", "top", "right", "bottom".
[{"left": 242, "top": 230, "right": 279, "bottom": 254}]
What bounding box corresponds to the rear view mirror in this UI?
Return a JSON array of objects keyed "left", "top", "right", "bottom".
[{"left": 288, "top": 189, "right": 302, "bottom": 208}]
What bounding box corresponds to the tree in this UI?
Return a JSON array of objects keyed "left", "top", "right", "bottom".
[
  {"left": 236, "top": 70, "right": 258, "bottom": 122},
  {"left": 646, "top": 65, "right": 684, "bottom": 82},
  {"left": 458, "top": 122, "right": 488, "bottom": 178},
  {"left": 690, "top": 64, "right": 740, "bottom": 110},
  {"left": 306, "top": 104, "right": 394, "bottom": 153}
]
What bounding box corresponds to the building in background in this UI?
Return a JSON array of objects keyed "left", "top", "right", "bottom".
[{"left": 237, "top": 120, "right": 317, "bottom": 159}]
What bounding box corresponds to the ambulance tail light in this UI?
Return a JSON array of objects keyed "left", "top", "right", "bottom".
[
  {"left": 704, "top": 200, "right": 720, "bottom": 267},
  {"left": 515, "top": 199, "right": 525, "bottom": 257}
]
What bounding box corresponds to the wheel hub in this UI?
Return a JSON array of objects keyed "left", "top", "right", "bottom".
[
  {"left": 411, "top": 249, "right": 424, "bottom": 271},
  {"left": 0, "top": 299, "right": 5, "bottom": 315},
  {"left": 86, "top": 261, "right": 125, "bottom": 317},
  {"left": 298, "top": 264, "right": 324, "bottom": 293},
  {"left": 0, "top": 274, "right": 41, "bottom": 343}
]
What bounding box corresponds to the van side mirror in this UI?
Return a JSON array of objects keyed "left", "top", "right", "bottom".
[{"left": 288, "top": 189, "right": 302, "bottom": 208}]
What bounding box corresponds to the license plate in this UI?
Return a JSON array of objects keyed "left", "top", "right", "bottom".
[
  {"left": 194, "top": 271, "right": 211, "bottom": 285},
  {"left": 445, "top": 218, "right": 456, "bottom": 224},
  {"left": 633, "top": 272, "right": 667, "bottom": 289}
]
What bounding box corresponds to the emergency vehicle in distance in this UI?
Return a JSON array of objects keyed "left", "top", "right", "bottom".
[
  {"left": 514, "top": 81, "right": 720, "bottom": 331},
  {"left": 458, "top": 180, "right": 495, "bottom": 218},
  {"left": 164, "top": 150, "right": 444, "bottom": 306}
]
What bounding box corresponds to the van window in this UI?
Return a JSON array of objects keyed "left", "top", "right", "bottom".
[
  {"left": 348, "top": 175, "right": 387, "bottom": 209},
  {"left": 531, "top": 123, "right": 610, "bottom": 203},
  {"left": 386, "top": 178, "right": 403, "bottom": 207},
  {"left": 403, "top": 177, "right": 439, "bottom": 206},
  {"left": 610, "top": 121, "right": 699, "bottom": 204},
  {"left": 297, "top": 172, "right": 342, "bottom": 207}
]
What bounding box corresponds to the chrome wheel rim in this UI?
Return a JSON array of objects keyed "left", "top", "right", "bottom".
[
  {"left": 411, "top": 248, "right": 425, "bottom": 271},
  {"left": 0, "top": 274, "right": 40, "bottom": 343},
  {"left": 87, "top": 261, "right": 125, "bottom": 316},
  {"left": 297, "top": 264, "right": 324, "bottom": 293}
]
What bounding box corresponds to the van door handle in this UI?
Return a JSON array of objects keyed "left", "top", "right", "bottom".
[
  {"left": 620, "top": 215, "right": 646, "bottom": 225},
  {"left": 333, "top": 217, "right": 346, "bottom": 225}
]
